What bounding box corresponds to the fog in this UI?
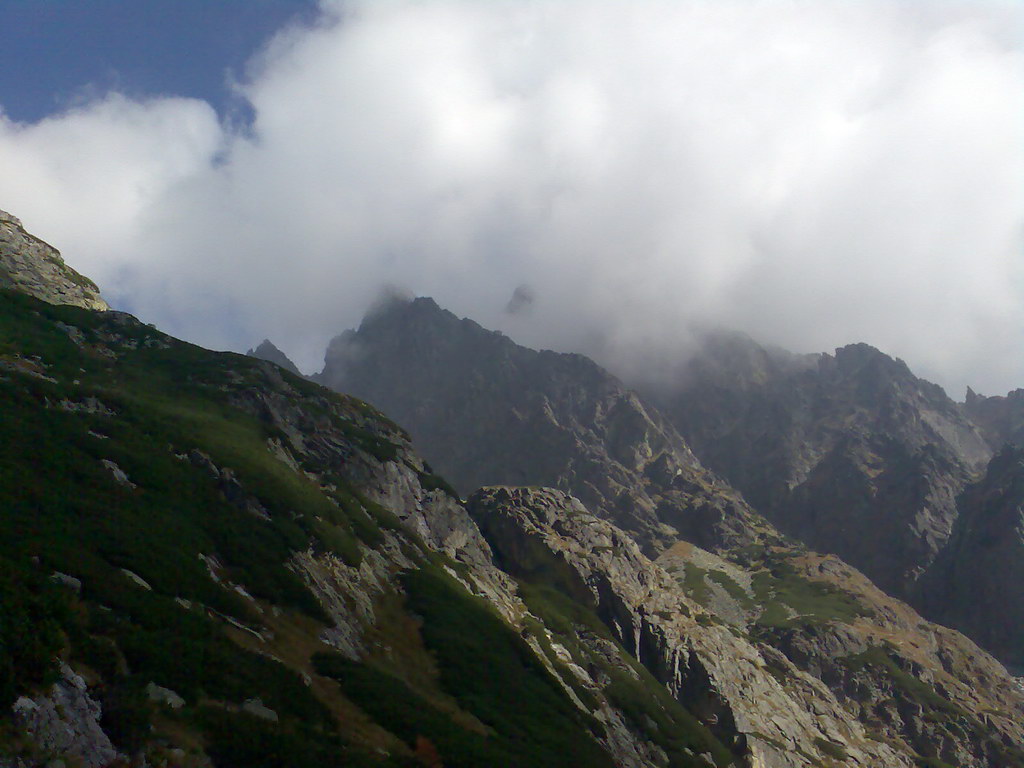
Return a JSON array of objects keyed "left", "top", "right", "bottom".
[{"left": 0, "top": 0, "right": 1021, "bottom": 397}]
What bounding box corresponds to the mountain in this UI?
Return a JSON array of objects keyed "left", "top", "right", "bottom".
[
  {"left": 963, "top": 386, "right": 1024, "bottom": 450},
  {"left": 0, "top": 225, "right": 903, "bottom": 768},
  {"left": 316, "top": 296, "right": 775, "bottom": 556},
  {"left": 314, "top": 294, "right": 1024, "bottom": 764},
  {"left": 631, "top": 330, "right": 1024, "bottom": 671},
  {"left": 246, "top": 339, "right": 300, "bottom": 375},
  {"left": 2, "top": 213, "right": 1023, "bottom": 768},
  {"left": 0, "top": 287, "right": 633, "bottom": 768},
  {"left": 638, "top": 330, "right": 992, "bottom": 599},
  {"left": 0, "top": 210, "right": 107, "bottom": 311}
]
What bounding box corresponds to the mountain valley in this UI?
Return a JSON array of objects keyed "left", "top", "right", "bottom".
[{"left": 1, "top": 209, "right": 1023, "bottom": 768}]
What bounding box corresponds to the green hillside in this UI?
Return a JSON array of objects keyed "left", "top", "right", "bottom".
[{"left": 0, "top": 289, "right": 613, "bottom": 767}]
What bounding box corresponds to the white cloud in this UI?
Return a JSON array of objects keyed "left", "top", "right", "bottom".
[{"left": 0, "top": 0, "right": 1021, "bottom": 396}]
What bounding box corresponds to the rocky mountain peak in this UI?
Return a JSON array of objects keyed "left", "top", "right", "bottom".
[
  {"left": 337, "top": 294, "right": 543, "bottom": 374},
  {"left": 316, "top": 297, "right": 776, "bottom": 555},
  {"left": 364, "top": 294, "right": 446, "bottom": 325},
  {"left": 640, "top": 330, "right": 993, "bottom": 599},
  {"left": 0, "top": 210, "right": 108, "bottom": 311},
  {"left": 353, "top": 295, "right": 476, "bottom": 343},
  {"left": 246, "top": 339, "right": 300, "bottom": 374},
  {"left": 824, "top": 343, "right": 965, "bottom": 427},
  {"left": 831, "top": 341, "right": 907, "bottom": 370},
  {"left": 962, "top": 386, "right": 1024, "bottom": 450}
]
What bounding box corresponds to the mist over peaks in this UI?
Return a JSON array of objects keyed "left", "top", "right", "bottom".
[{"left": 0, "top": 0, "right": 1021, "bottom": 395}]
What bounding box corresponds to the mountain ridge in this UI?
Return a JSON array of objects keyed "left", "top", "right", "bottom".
[
  {"left": 630, "top": 326, "right": 1024, "bottom": 670},
  {"left": 316, "top": 294, "right": 775, "bottom": 556},
  {"left": 2, "top": 211, "right": 1023, "bottom": 767},
  {"left": 318, "top": 294, "right": 1024, "bottom": 676}
]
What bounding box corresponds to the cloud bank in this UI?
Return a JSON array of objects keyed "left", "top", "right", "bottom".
[{"left": 0, "top": 0, "right": 1021, "bottom": 396}]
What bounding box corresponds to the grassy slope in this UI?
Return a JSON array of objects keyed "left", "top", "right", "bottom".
[{"left": 0, "top": 291, "right": 609, "bottom": 767}]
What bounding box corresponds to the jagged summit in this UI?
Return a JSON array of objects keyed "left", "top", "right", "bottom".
[
  {"left": 318, "top": 294, "right": 635, "bottom": 434},
  {"left": 963, "top": 386, "right": 1024, "bottom": 450},
  {"left": 330, "top": 294, "right": 545, "bottom": 374},
  {"left": 246, "top": 338, "right": 300, "bottom": 374},
  {"left": 316, "top": 295, "right": 773, "bottom": 555},
  {"left": 362, "top": 294, "right": 448, "bottom": 325},
  {"left": 316, "top": 296, "right": 1024, "bottom": 674},
  {"left": 642, "top": 330, "right": 992, "bottom": 596},
  {"left": 0, "top": 209, "right": 108, "bottom": 311},
  {"left": 337, "top": 294, "right": 603, "bottom": 375}
]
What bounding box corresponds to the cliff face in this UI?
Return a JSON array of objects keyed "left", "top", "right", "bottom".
[
  {"left": 643, "top": 332, "right": 991, "bottom": 597},
  {"left": 920, "top": 446, "right": 1024, "bottom": 671},
  {"left": 469, "top": 486, "right": 911, "bottom": 768},
  {"left": 639, "top": 331, "right": 1024, "bottom": 672},
  {"left": 0, "top": 210, "right": 108, "bottom": 311},
  {"left": 469, "top": 486, "right": 1024, "bottom": 768},
  {"left": 963, "top": 386, "right": 1024, "bottom": 450},
  {"left": 316, "top": 296, "right": 774, "bottom": 555}
]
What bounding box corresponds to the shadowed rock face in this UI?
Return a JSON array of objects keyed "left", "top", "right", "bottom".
[
  {"left": 247, "top": 339, "right": 300, "bottom": 375},
  {"left": 634, "top": 331, "right": 1024, "bottom": 671},
  {"left": 315, "top": 296, "right": 776, "bottom": 555},
  {"left": 964, "top": 386, "right": 1024, "bottom": 450},
  {"left": 0, "top": 210, "right": 108, "bottom": 311},
  {"left": 641, "top": 331, "right": 992, "bottom": 596},
  {"left": 920, "top": 445, "right": 1024, "bottom": 671}
]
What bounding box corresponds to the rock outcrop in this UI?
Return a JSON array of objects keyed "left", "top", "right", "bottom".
[
  {"left": 748, "top": 550, "right": 1024, "bottom": 767},
  {"left": 11, "top": 664, "right": 121, "bottom": 768},
  {"left": 0, "top": 210, "right": 108, "bottom": 310},
  {"left": 963, "top": 386, "right": 1024, "bottom": 450},
  {"left": 470, "top": 487, "right": 900, "bottom": 768}
]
